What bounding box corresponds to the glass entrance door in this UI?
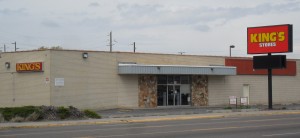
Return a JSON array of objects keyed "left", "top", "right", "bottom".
[
  {"left": 167, "top": 85, "right": 181, "bottom": 106},
  {"left": 157, "top": 75, "right": 190, "bottom": 106},
  {"left": 157, "top": 85, "right": 167, "bottom": 106}
]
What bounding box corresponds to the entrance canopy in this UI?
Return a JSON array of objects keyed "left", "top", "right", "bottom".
[{"left": 118, "top": 63, "right": 236, "bottom": 75}]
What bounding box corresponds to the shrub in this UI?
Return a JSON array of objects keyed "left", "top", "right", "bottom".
[
  {"left": 39, "top": 106, "right": 58, "bottom": 120},
  {"left": 1, "top": 106, "right": 39, "bottom": 121},
  {"left": 0, "top": 113, "right": 4, "bottom": 123},
  {"left": 240, "top": 105, "right": 251, "bottom": 109},
  {"left": 68, "top": 106, "right": 84, "bottom": 119},
  {"left": 57, "top": 106, "right": 70, "bottom": 119},
  {"left": 25, "top": 112, "right": 41, "bottom": 121},
  {"left": 224, "top": 106, "right": 232, "bottom": 109},
  {"left": 0, "top": 106, "right": 93, "bottom": 121},
  {"left": 282, "top": 107, "right": 287, "bottom": 110},
  {"left": 11, "top": 116, "right": 25, "bottom": 122},
  {"left": 84, "top": 110, "right": 101, "bottom": 119}
]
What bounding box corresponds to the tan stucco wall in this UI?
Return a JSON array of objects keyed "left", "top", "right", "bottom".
[
  {"left": 49, "top": 51, "right": 224, "bottom": 109},
  {"left": 49, "top": 51, "right": 119, "bottom": 109},
  {"left": 208, "top": 60, "right": 300, "bottom": 106},
  {"left": 0, "top": 51, "right": 50, "bottom": 107},
  {"left": 1, "top": 50, "right": 299, "bottom": 109},
  {"left": 115, "top": 52, "right": 225, "bottom": 66}
]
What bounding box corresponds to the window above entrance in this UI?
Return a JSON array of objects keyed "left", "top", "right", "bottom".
[{"left": 158, "top": 75, "right": 190, "bottom": 85}]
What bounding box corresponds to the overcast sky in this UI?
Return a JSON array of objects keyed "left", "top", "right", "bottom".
[{"left": 0, "top": 0, "right": 300, "bottom": 58}]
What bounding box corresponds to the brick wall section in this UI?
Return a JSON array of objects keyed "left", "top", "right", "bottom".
[{"left": 191, "top": 75, "right": 208, "bottom": 106}]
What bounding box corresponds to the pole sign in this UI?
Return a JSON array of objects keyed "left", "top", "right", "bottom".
[
  {"left": 247, "top": 24, "right": 293, "bottom": 110},
  {"left": 247, "top": 24, "right": 293, "bottom": 54}
]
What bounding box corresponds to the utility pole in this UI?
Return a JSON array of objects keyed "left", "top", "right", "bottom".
[
  {"left": 133, "top": 42, "right": 136, "bottom": 53},
  {"left": 107, "top": 31, "right": 117, "bottom": 52},
  {"left": 12, "top": 41, "right": 17, "bottom": 52},
  {"left": 3, "top": 44, "right": 6, "bottom": 52},
  {"left": 109, "top": 31, "right": 112, "bottom": 52},
  {"left": 178, "top": 52, "right": 185, "bottom": 55}
]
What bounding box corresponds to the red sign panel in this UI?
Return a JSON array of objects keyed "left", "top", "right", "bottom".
[
  {"left": 247, "top": 24, "right": 293, "bottom": 54},
  {"left": 16, "top": 62, "right": 43, "bottom": 72},
  {"left": 225, "top": 58, "right": 296, "bottom": 76}
]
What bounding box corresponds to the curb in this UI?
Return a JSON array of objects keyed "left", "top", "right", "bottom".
[
  {"left": 124, "top": 115, "right": 224, "bottom": 123},
  {"left": 222, "top": 110, "right": 300, "bottom": 118}
]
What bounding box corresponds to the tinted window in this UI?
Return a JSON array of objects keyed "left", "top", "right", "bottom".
[{"left": 158, "top": 76, "right": 167, "bottom": 84}]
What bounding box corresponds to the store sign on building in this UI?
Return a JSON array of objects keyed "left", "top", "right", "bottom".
[
  {"left": 16, "top": 62, "right": 43, "bottom": 72},
  {"left": 247, "top": 24, "right": 293, "bottom": 54}
]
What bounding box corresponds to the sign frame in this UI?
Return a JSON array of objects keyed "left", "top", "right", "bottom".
[{"left": 247, "top": 24, "right": 293, "bottom": 54}]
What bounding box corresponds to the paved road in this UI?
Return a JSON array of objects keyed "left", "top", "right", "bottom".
[{"left": 1, "top": 114, "right": 300, "bottom": 138}]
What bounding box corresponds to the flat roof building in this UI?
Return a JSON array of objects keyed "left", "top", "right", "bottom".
[{"left": 0, "top": 50, "right": 299, "bottom": 109}]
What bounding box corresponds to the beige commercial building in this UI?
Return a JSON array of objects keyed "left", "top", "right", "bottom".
[{"left": 0, "top": 50, "right": 299, "bottom": 109}]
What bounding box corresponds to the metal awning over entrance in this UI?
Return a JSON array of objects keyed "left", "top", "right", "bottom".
[{"left": 118, "top": 63, "right": 236, "bottom": 75}]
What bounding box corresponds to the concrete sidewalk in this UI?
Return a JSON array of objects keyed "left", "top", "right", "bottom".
[{"left": 1, "top": 109, "right": 300, "bottom": 129}]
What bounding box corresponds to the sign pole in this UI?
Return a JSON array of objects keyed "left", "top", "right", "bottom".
[{"left": 268, "top": 53, "right": 273, "bottom": 109}]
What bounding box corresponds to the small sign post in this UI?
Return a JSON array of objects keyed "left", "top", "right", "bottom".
[
  {"left": 229, "top": 96, "right": 237, "bottom": 109},
  {"left": 240, "top": 97, "right": 248, "bottom": 107}
]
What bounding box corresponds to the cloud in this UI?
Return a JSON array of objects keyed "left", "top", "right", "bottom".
[
  {"left": 41, "top": 20, "right": 60, "bottom": 28},
  {"left": 0, "top": 8, "right": 26, "bottom": 15},
  {"left": 89, "top": 2, "right": 100, "bottom": 7},
  {"left": 78, "top": 16, "right": 111, "bottom": 30},
  {"left": 194, "top": 25, "right": 210, "bottom": 32},
  {"left": 113, "top": 1, "right": 300, "bottom": 32},
  {"left": 193, "top": 1, "right": 300, "bottom": 24},
  {"left": 117, "top": 3, "right": 163, "bottom": 18}
]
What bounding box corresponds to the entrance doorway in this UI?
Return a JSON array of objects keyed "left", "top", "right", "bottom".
[
  {"left": 157, "top": 75, "right": 191, "bottom": 106},
  {"left": 242, "top": 84, "right": 250, "bottom": 105}
]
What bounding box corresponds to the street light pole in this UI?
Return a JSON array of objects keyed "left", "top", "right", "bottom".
[{"left": 230, "top": 45, "right": 235, "bottom": 57}]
